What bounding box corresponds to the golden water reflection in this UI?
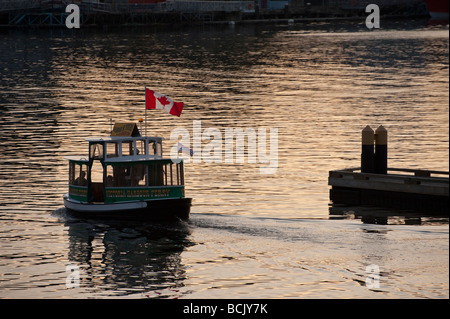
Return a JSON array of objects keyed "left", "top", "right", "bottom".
[{"left": 1, "top": 25, "right": 448, "bottom": 220}]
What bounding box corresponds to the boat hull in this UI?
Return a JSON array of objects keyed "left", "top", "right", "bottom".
[{"left": 63, "top": 194, "right": 191, "bottom": 221}]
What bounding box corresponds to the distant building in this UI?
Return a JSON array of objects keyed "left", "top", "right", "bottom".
[{"left": 258, "top": 0, "right": 290, "bottom": 11}]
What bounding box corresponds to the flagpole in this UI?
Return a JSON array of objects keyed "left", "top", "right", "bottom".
[{"left": 144, "top": 86, "right": 147, "bottom": 137}]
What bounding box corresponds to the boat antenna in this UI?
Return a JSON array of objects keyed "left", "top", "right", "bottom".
[{"left": 144, "top": 86, "right": 148, "bottom": 137}]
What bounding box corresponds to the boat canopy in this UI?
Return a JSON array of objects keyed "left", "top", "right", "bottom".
[
  {"left": 64, "top": 156, "right": 89, "bottom": 164},
  {"left": 86, "top": 136, "right": 164, "bottom": 161}
]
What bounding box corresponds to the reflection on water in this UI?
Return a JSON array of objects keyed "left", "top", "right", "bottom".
[
  {"left": 329, "top": 204, "right": 449, "bottom": 225},
  {"left": 0, "top": 21, "right": 448, "bottom": 298},
  {"left": 47, "top": 211, "right": 448, "bottom": 299},
  {"left": 64, "top": 217, "right": 193, "bottom": 297}
]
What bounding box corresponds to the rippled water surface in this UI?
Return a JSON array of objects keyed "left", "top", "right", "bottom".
[{"left": 0, "top": 20, "right": 448, "bottom": 299}]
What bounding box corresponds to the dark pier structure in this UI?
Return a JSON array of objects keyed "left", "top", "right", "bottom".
[
  {"left": 329, "top": 126, "right": 449, "bottom": 215},
  {"left": 0, "top": 0, "right": 256, "bottom": 26},
  {"left": 0, "top": 0, "right": 430, "bottom": 27}
]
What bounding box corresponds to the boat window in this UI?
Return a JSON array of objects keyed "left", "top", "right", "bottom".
[
  {"left": 105, "top": 164, "right": 147, "bottom": 187},
  {"left": 106, "top": 165, "right": 120, "bottom": 187},
  {"left": 106, "top": 142, "right": 119, "bottom": 159},
  {"left": 147, "top": 162, "right": 184, "bottom": 186},
  {"left": 177, "top": 162, "right": 184, "bottom": 186},
  {"left": 169, "top": 163, "right": 175, "bottom": 186},
  {"left": 122, "top": 141, "right": 134, "bottom": 157},
  {"left": 156, "top": 141, "right": 162, "bottom": 156},
  {"left": 106, "top": 165, "right": 127, "bottom": 187},
  {"left": 90, "top": 143, "right": 103, "bottom": 160},
  {"left": 149, "top": 141, "right": 162, "bottom": 157},
  {"left": 148, "top": 162, "right": 164, "bottom": 186},
  {"left": 104, "top": 161, "right": 184, "bottom": 188},
  {"left": 69, "top": 162, "right": 89, "bottom": 186},
  {"left": 172, "top": 162, "right": 184, "bottom": 186},
  {"left": 149, "top": 141, "right": 156, "bottom": 155},
  {"left": 132, "top": 164, "right": 147, "bottom": 187},
  {"left": 137, "top": 140, "right": 147, "bottom": 156}
]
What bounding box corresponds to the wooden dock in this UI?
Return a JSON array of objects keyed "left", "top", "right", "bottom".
[
  {"left": 329, "top": 167, "right": 449, "bottom": 215},
  {"left": 329, "top": 126, "right": 449, "bottom": 215}
]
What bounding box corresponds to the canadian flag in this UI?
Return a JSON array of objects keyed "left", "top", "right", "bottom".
[{"left": 145, "top": 88, "right": 184, "bottom": 117}]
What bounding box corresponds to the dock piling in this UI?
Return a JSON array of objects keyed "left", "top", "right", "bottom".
[
  {"left": 329, "top": 126, "right": 448, "bottom": 214},
  {"left": 361, "top": 125, "right": 374, "bottom": 173},
  {"left": 375, "top": 125, "right": 388, "bottom": 174}
]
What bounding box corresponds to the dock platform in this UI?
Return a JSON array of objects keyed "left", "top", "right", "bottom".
[{"left": 329, "top": 167, "right": 449, "bottom": 214}]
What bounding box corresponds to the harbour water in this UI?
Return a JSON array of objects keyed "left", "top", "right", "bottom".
[{"left": 0, "top": 19, "right": 448, "bottom": 299}]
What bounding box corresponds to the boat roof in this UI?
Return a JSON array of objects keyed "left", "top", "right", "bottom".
[
  {"left": 86, "top": 136, "right": 164, "bottom": 143},
  {"left": 111, "top": 122, "right": 141, "bottom": 137},
  {"left": 65, "top": 156, "right": 90, "bottom": 163},
  {"left": 104, "top": 155, "right": 173, "bottom": 164},
  {"left": 64, "top": 154, "right": 176, "bottom": 164}
]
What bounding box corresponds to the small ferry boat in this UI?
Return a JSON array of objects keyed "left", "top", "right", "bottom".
[{"left": 63, "top": 122, "right": 191, "bottom": 221}]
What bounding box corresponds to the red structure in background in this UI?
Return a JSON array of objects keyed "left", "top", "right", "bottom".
[{"left": 425, "top": 0, "right": 449, "bottom": 19}]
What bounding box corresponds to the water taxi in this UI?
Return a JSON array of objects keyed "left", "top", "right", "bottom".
[{"left": 63, "top": 122, "right": 191, "bottom": 221}]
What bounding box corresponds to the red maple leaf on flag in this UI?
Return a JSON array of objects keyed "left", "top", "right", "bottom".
[
  {"left": 146, "top": 88, "right": 183, "bottom": 116},
  {"left": 157, "top": 95, "right": 171, "bottom": 106}
]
